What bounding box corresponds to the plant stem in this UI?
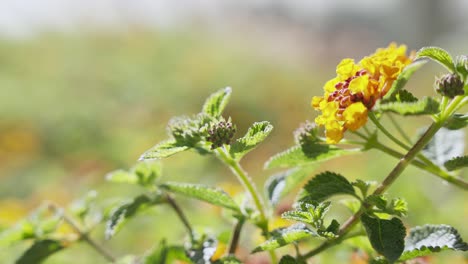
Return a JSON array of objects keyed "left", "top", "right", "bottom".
[
  {"left": 48, "top": 203, "right": 116, "bottom": 263},
  {"left": 228, "top": 217, "right": 245, "bottom": 254},
  {"left": 304, "top": 121, "right": 444, "bottom": 259},
  {"left": 215, "top": 147, "right": 267, "bottom": 223},
  {"left": 369, "top": 112, "right": 410, "bottom": 151},
  {"left": 387, "top": 114, "right": 412, "bottom": 145},
  {"left": 215, "top": 147, "right": 277, "bottom": 263},
  {"left": 371, "top": 141, "right": 468, "bottom": 190},
  {"left": 165, "top": 194, "right": 195, "bottom": 242},
  {"left": 353, "top": 127, "right": 468, "bottom": 190}
]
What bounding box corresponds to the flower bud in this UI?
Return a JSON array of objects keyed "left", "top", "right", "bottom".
[
  {"left": 294, "top": 120, "right": 320, "bottom": 145},
  {"left": 207, "top": 120, "right": 237, "bottom": 149},
  {"left": 434, "top": 73, "right": 464, "bottom": 98}
]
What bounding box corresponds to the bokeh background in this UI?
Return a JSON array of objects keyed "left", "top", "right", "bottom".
[{"left": 0, "top": 1, "right": 467, "bottom": 263}]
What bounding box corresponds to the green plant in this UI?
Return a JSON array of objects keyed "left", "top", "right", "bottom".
[{"left": 1, "top": 44, "right": 468, "bottom": 264}]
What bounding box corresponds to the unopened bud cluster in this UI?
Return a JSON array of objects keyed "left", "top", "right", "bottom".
[
  {"left": 169, "top": 115, "right": 208, "bottom": 146},
  {"left": 434, "top": 73, "right": 464, "bottom": 98},
  {"left": 294, "top": 120, "right": 319, "bottom": 145},
  {"left": 207, "top": 120, "right": 236, "bottom": 149}
]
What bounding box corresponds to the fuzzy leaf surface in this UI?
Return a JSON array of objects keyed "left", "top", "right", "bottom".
[
  {"left": 253, "top": 223, "right": 316, "bottom": 252},
  {"left": 265, "top": 143, "right": 358, "bottom": 169},
  {"left": 444, "top": 114, "right": 468, "bottom": 130},
  {"left": 139, "top": 139, "right": 189, "bottom": 161},
  {"left": 106, "top": 194, "right": 164, "bottom": 239},
  {"left": 299, "top": 171, "right": 356, "bottom": 202},
  {"left": 444, "top": 156, "right": 468, "bottom": 171},
  {"left": 377, "top": 97, "right": 440, "bottom": 116},
  {"left": 15, "top": 239, "right": 65, "bottom": 264},
  {"left": 278, "top": 255, "right": 306, "bottom": 264},
  {"left": 230, "top": 121, "right": 273, "bottom": 161},
  {"left": 421, "top": 127, "right": 465, "bottom": 167},
  {"left": 143, "top": 239, "right": 190, "bottom": 264},
  {"left": 400, "top": 224, "right": 468, "bottom": 261},
  {"left": 361, "top": 214, "right": 406, "bottom": 263},
  {"left": 383, "top": 59, "right": 428, "bottom": 101},
  {"left": 265, "top": 165, "right": 317, "bottom": 206},
  {"left": 106, "top": 161, "right": 162, "bottom": 187},
  {"left": 202, "top": 87, "right": 232, "bottom": 118},
  {"left": 161, "top": 182, "right": 240, "bottom": 212},
  {"left": 415, "top": 46, "right": 455, "bottom": 72}
]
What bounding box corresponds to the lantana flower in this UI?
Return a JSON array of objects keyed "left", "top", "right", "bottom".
[{"left": 312, "top": 43, "right": 413, "bottom": 143}]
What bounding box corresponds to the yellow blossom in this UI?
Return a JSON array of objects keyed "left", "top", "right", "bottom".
[
  {"left": 343, "top": 102, "right": 368, "bottom": 131},
  {"left": 311, "top": 43, "right": 412, "bottom": 143}
]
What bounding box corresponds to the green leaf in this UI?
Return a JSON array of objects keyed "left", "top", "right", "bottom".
[
  {"left": 69, "top": 190, "right": 98, "bottom": 220},
  {"left": 143, "top": 239, "right": 190, "bottom": 264},
  {"left": 415, "top": 46, "right": 455, "bottom": 73},
  {"left": 202, "top": 87, "right": 232, "bottom": 118},
  {"left": 160, "top": 182, "right": 240, "bottom": 212},
  {"left": 299, "top": 171, "right": 356, "bottom": 202},
  {"left": 444, "top": 113, "right": 468, "bottom": 130},
  {"left": 455, "top": 55, "right": 468, "bottom": 78},
  {"left": 265, "top": 143, "right": 359, "bottom": 169},
  {"left": 106, "top": 161, "right": 162, "bottom": 187},
  {"left": 383, "top": 59, "right": 428, "bottom": 101},
  {"left": 422, "top": 127, "right": 465, "bottom": 167},
  {"left": 252, "top": 223, "right": 317, "bottom": 252},
  {"left": 105, "top": 194, "right": 164, "bottom": 239},
  {"left": 400, "top": 224, "right": 468, "bottom": 261},
  {"left": 366, "top": 195, "right": 388, "bottom": 210},
  {"left": 444, "top": 156, "right": 468, "bottom": 171},
  {"left": 0, "top": 220, "right": 35, "bottom": 246},
  {"left": 229, "top": 121, "right": 273, "bottom": 161},
  {"left": 376, "top": 97, "right": 440, "bottom": 116},
  {"left": 265, "top": 165, "right": 317, "bottom": 206},
  {"left": 15, "top": 239, "right": 65, "bottom": 264},
  {"left": 278, "top": 255, "right": 306, "bottom": 264},
  {"left": 214, "top": 256, "right": 243, "bottom": 264},
  {"left": 139, "top": 139, "right": 189, "bottom": 161},
  {"left": 369, "top": 257, "right": 389, "bottom": 264},
  {"left": 361, "top": 214, "right": 406, "bottom": 263},
  {"left": 386, "top": 89, "right": 418, "bottom": 103}
]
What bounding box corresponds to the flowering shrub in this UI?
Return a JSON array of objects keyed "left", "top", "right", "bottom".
[{"left": 1, "top": 45, "right": 468, "bottom": 264}]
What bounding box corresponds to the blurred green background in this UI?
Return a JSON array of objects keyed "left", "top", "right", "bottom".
[{"left": 0, "top": 1, "right": 467, "bottom": 263}]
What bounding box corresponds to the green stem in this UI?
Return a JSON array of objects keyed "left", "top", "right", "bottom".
[
  {"left": 369, "top": 112, "right": 410, "bottom": 151},
  {"left": 48, "top": 203, "right": 116, "bottom": 263},
  {"left": 165, "top": 194, "right": 195, "bottom": 242},
  {"left": 304, "top": 121, "right": 445, "bottom": 259},
  {"left": 355, "top": 117, "right": 468, "bottom": 190},
  {"left": 387, "top": 114, "right": 412, "bottom": 145},
  {"left": 215, "top": 147, "right": 277, "bottom": 262},
  {"left": 215, "top": 147, "right": 267, "bottom": 223},
  {"left": 371, "top": 141, "right": 468, "bottom": 190}
]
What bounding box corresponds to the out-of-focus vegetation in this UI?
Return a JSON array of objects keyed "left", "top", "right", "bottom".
[{"left": 0, "top": 30, "right": 466, "bottom": 263}]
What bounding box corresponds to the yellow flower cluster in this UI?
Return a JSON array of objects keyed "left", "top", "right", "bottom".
[{"left": 312, "top": 43, "right": 413, "bottom": 143}]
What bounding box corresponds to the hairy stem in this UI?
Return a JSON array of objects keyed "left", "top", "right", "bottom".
[
  {"left": 165, "top": 194, "right": 195, "bottom": 242},
  {"left": 48, "top": 203, "right": 116, "bottom": 263},
  {"left": 304, "top": 121, "right": 444, "bottom": 259},
  {"left": 215, "top": 147, "right": 267, "bottom": 223},
  {"left": 352, "top": 130, "right": 468, "bottom": 190},
  {"left": 215, "top": 147, "right": 277, "bottom": 263}
]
